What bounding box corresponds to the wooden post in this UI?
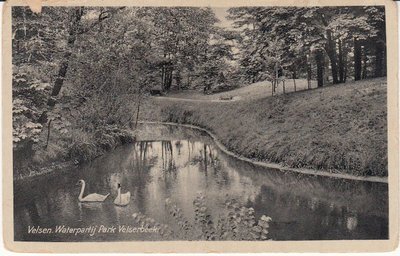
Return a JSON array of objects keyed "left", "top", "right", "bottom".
[
  {"left": 271, "top": 81, "right": 274, "bottom": 96},
  {"left": 293, "top": 78, "right": 296, "bottom": 92},
  {"left": 45, "top": 120, "right": 52, "bottom": 149}
]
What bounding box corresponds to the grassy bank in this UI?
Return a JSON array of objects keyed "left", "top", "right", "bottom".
[
  {"left": 141, "top": 78, "right": 387, "bottom": 177},
  {"left": 13, "top": 126, "right": 135, "bottom": 180}
]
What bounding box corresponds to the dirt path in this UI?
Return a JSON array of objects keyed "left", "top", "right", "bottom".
[
  {"left": 155, "top": 79, "right": 317, "bottom": 102},
  {"left": 152, "top": 96, "right": 239, "bottom": 103}
]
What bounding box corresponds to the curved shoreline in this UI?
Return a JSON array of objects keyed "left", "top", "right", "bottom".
[{"left": 138, "top": 121, "right": 388, "bottom": 184}]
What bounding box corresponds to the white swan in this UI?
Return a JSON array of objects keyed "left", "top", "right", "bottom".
[
  {"left": 114, "top": 183, "right": 131, "bottom": 206},
  {"left": 76, "top": 180, "right": 110, "bottom": 202}
]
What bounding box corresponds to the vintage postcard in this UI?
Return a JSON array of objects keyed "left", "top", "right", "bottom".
[{"left": 2, "top": 0, "right": 399, "bottom": 253}]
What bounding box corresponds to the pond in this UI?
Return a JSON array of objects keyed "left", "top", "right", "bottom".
[{"left": 14, "top": 124, "right": 388, "bottom": 241}]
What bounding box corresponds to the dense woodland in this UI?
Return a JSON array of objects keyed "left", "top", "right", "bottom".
[
  {"left": 228, "top": 7, "right": 386, "bottom": 88},
  {"left": 12, "top": 6, "right": 386, "bottom": 178}
]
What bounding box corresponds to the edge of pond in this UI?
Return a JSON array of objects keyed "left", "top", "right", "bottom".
[{"left": 138, "top": 121, "right": 388, "bottom": 184}]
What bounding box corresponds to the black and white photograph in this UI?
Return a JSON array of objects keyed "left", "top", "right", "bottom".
[{"left": 4, "top": 0, "right": 398, "bottom": 252}]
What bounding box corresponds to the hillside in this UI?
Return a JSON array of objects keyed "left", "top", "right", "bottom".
[{"left": 142, "top": 77, "right": 388, "bottom": 177}]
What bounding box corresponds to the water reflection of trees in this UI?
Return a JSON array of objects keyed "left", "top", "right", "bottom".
[
  {"left": 128, "top": 142, "right": 156, "bottom": 172},
  {"left": 158, "top": 141, "right": 178, "bottom": 194},
  {"left": 223, "top": 154, "right": 388, "bottom": 219},
  {"left": 14, "top": 175, "right": 81, "bottom": 240},
  {"left": 161, "top": 141, "right": 176, "bottom": 173},
  {"left": 128, "top": 142, "right": 156, "bottom": 212},
  {"left": 175, "top": 141, "right": 182, "bottom": 155},
  {"left": 248, "top": 184, "right": 387, "bottom": 240},
  {"left": 191, "top": 144, "right": 214, "bottom": 168},
  {"left": 192, "top": 143, "right": 231, "bottom": 187}
]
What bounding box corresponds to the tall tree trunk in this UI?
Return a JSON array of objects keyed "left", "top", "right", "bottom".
[
  {"left": 343, "top": 45, "right": 348, "bottom": 83},
  {"left": 383, "top": 45, "right": 387, "bottom": 76},
  {"left": 48, "top": 52, "right": 73, "bottom": 106},
  {"left": 362, "top": 46, "right": 368, "bottom": 79},
  {"left": 48, "top": 8, "right": 83, "bottom": 105},
  {"left": 165, "top": 67, "right": 173, "bottom": 91},
  {"left": 315, "top": 50, "right": 324, "bottom": 87},
  {"left": 307, "top": 64, "right": 312, "bottom": 89},
  {"left": 338, "top": 39, "right": 345, "bottom": 83},
  {"left": 274, "top": 64, "right": 279, "bottom": 94},
  {"left": 374, "top": 41, "right": 385, "bottom": 77},
  {"left": 38, "top": 12, "right": 82, "bottom": 124},
  {"left": 292, "top": 70, "right": 297, "bottom": 92},
  {"left": 354, "top": 37, "right": 362, "bottom": 81},
  {"left": 161, "top": 53, "right": 168, "bottom": 91},
  {"left": 325, "top": 30, "right": 339, "bottom": 84},
  {"left": 186, "top": 74, "right": 191, "bottom": 87},
  {"left": 175, "top": 70, "right": 181, "bottom": 90},
  {"left": 161, "top": 65, "right": 166, "bottom": 91},
  {"left": 38, "top": 7, "right": 114, "bottom": 124},
  {"left": 134, "top": 96, "right": 141, "bottom": 129}
]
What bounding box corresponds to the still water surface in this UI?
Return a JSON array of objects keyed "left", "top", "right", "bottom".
[{"left": 14, "top": 124, "right": 388, "bottom": 241}]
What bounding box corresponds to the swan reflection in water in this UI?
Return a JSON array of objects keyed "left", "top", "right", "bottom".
[
  {"left": 346, "top": 215, "right": 358, "bottom": 231},
  {"left": 77, "top": 202, "right": 105, "bottom": 222}
]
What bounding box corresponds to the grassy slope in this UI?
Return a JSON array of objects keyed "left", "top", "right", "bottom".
[
  {"left": 141, "top": 78, "right": 387, "bottom": 177},
  {"left": 165, "top": 79, "right": 318, "bottom": 100}
]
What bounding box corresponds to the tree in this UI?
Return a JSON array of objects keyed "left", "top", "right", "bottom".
[
  {"left": 66, "top": 7, "right": 159, "bottom": 131},
  {"left": 136, "top": 7, "right": 220, "bottom": 92},
  {"left": 38, "top": 7, "right": 123, "bottom": 124}
]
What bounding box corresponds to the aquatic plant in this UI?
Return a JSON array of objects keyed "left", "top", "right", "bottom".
[
  {"left": 131, "top": 212, "right": 174, "bottom": 240},
  {"left": 163, "top": 193, "right": 272, "bottom": 241},
  {"left": 165, "top": 198, "right": 194, "bottom": 239},
  {"left": 193, "top": 193, "right": 217, "bottom": 240}
]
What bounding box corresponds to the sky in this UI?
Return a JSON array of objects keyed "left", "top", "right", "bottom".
[{"left": 212, "top": 7, "right": 233, "bottom": 29}]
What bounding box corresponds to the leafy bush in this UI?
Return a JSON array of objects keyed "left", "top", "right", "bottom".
[{"left": 12, "top": 72, "right": 49, "bottom": 149}]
